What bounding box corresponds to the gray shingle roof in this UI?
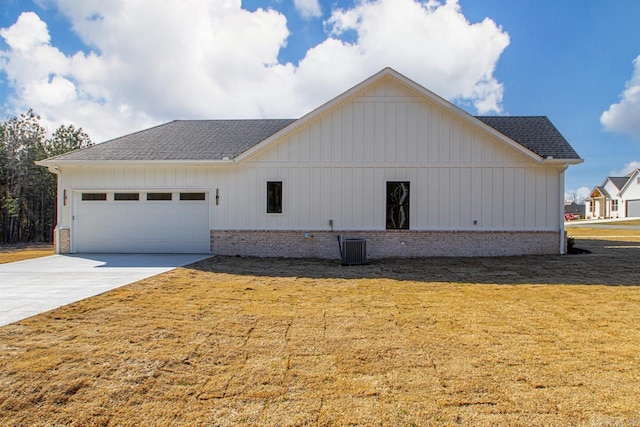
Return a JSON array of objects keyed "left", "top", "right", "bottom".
[
  {"left": 45, "top": 116, "right": 580, "bottom": 163},
  {"left": 47, "top": 119, "right": 296, "bottom": 162},
  {"left": 475, "top": 116, "right": 581, "bottom": 160},
  {"left": 608, "top": 176, "right": 630, "bottom": 191}
]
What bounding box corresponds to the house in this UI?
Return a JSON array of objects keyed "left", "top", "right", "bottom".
[
  {"left": 37, "top": 68, "right": 582, "bottom": 258},
  {"left": 564, "top": 202, "right": 585, "bottom": 220},
  {"left": 585, "top": 169, "right": 640, "bottom": 219}
]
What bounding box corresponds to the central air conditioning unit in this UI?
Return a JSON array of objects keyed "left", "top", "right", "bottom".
[{"left": 341, "top": 238, "right": 367, "bottom": 266}]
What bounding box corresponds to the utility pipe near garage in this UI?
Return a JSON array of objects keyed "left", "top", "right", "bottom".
[{"left": 559, "top": 163, "right": 568, "bottom": 255}]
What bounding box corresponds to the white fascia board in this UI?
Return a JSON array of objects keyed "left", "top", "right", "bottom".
[{"left": 541, "top": 158, "right": 584, "bottom": 165}]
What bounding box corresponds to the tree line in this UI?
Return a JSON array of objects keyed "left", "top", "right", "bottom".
[{"left": 0, "top": 110, "right": 92, "bottom": 244}]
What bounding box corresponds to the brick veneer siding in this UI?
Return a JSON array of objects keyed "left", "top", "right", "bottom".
[
  {"left": 210, "top": 230, "right": 560, "bottom": 259},
  {"left": 57, "top": 227, "right": 71, "bottom": 254}
]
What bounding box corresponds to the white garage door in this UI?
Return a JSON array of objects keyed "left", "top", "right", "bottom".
[
  {"left": 74, "top": 191, "right": 210, "bottom": 253},
  {"left": 627, "top": 200, "right": 640, "bottom": 218}
]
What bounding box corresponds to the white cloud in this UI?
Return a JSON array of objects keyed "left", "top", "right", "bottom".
[
  {"left": 0, "top": 0, "right": 509, "bottom": 142},
  {"left": 26, "top": 76, "right": 76, "bottom": 106},
  {"left": 601, "top": 54, "right": 640, "bottom": 137},
  {"left": 0, "top": 11, "right": 50, "bottom": 51},
  {"left": 294, "top": 0, "right": 322, "bottom": 19},
  {"left": 610, "top": 161, "right": 640, "bottom": 177},
  {"left": 323, "top": 0, "right": 509, "bottom": 113}
]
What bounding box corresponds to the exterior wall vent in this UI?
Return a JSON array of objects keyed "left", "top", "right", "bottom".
[{"left": 342, "top": 238, "right": 367, "bottom": 265}]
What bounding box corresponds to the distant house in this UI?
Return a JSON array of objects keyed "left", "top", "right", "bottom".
[
  {"left": 37, "top": 68, "right": 582, "bottom": 258},
  {"left": 586, "top": 169, "right": 640, "bottom": 219},
  {"left": 564, "top": 202, "right": 585, "bottom": 219}
]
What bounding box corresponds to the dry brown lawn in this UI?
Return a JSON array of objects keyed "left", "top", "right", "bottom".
[
  {"left": 1, "top": 236, "right": 640, "bottom": 426},
  {"left": 0, "top": 245, "right": 54, "bottom": 264},
  {"left": 565, "top": 226, "right": 640, "bottom": 242},
  {"left": 588, "top": 219, "right": 640, "bottom": 226}
]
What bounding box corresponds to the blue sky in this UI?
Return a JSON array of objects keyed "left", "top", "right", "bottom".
[{"left": 1, "top": 0, "right": 639, "bottom": 198}]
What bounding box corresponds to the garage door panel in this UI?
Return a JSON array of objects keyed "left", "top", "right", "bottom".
[
  {"left": 74, "top": 193, "right": 210, "bottom": 253},
  {"left": 628, "top": 200, "right": 640, "bottom": 218}
]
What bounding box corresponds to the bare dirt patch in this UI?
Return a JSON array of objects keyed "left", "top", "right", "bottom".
[{"left": 1, "top": 237, "right": 639, "bottom": 426}]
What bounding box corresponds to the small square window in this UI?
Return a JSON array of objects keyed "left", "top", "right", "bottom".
[
  {"left": 267, "top": 181, "right": 282, "bottom": 214},
  {"left": 180, "top": 192, "right": 206, "bottom": 201},
  {"left": 81, "top": 193, "right": 107, "bottom": 201},
  {"left": 114, "top": 193, "right": 139, "bottom": 201},
  {"left": 147, "top": 192, "right": 172, "bottom": 201}
]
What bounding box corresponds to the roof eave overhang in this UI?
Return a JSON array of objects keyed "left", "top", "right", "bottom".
[
  {"left": 36, "top": 159, "right": 236, "bottom": 167},
  {"left": 541, "top": 158, "right": 583, "bottom": 165}
]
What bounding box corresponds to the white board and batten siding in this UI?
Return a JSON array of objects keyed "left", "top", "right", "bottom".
[
  {"left": 226, "top": 78, "right": 562, "bottom": 232},
  {"left": 58, "top": 77, "right": 563, "bottom": 247}
]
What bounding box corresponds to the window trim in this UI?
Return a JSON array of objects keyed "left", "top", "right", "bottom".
[
  {"left": 266, "top": 181, "right": 283, "bottom": 214},
  {"left": 386, "top": 181, "right": 410, "bottom": 230}
]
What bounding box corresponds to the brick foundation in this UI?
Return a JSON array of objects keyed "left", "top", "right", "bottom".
[
  {"left": 57, "top": 227, "right": 71, "bottom": 254},
  {"left": 210, "top": 230, "right": 560, "bottom": 259}
]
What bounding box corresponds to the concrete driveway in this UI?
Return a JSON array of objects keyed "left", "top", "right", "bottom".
[{"left": 0, "top": 253, "right": 211, "bottom": 327}]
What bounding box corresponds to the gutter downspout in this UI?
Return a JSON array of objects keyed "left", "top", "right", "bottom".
[
  {"left": 46, "top": 166, "right": 62, "bottom": 254},
  {"left": 559, "top": 164, "right": 568, "bottom": 255}
]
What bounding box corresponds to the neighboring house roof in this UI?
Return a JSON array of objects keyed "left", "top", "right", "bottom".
[
  {"left": 475, "top": 116, "right": 580, "bottom": 160},
  {"left": 587, "top": 186, "right": 611, "bottom": 200},
  {"left": 564, "top": 202, "right": 585, "bottom": 215},
  {"left": 44, "top": 119, "right": 296, "bottom": 162},
  {"left": 617, "top": 169, "right": 640, "bottom": 196},
  {"left": 39, "top": 68, "right": 582, "bottom": 165},
  {"left": 608, "top": 176, "right": 630, "bottom": 191}
]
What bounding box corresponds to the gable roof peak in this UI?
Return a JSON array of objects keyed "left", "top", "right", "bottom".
[
  {"left": 604, "top": 176, "right": 631, "bottom": 191},
  {"left": 37, "top": 67, "right": 582, "bottom": 166}
]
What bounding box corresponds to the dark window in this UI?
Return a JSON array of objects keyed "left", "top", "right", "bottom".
[
  {"left": 81, "top": 193, "right": 107, "bottom": 201},
  {"left": 180, "top": 192, "right": 206, "bottom": 201},
  {"left": 386, "top": 182, "right": 410, "bottom": 229},
  {"left": 114, "top": 193, "right": 140, "bottom": 201},
  {"left": 267, "top": 181, "right": 282, "bottom": 214},
  {"left": 612, "top": 200, "right": 618, "bottom": 211},
  {"left": 147, "top": 192, "right": 172, "bottom": 201}
]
